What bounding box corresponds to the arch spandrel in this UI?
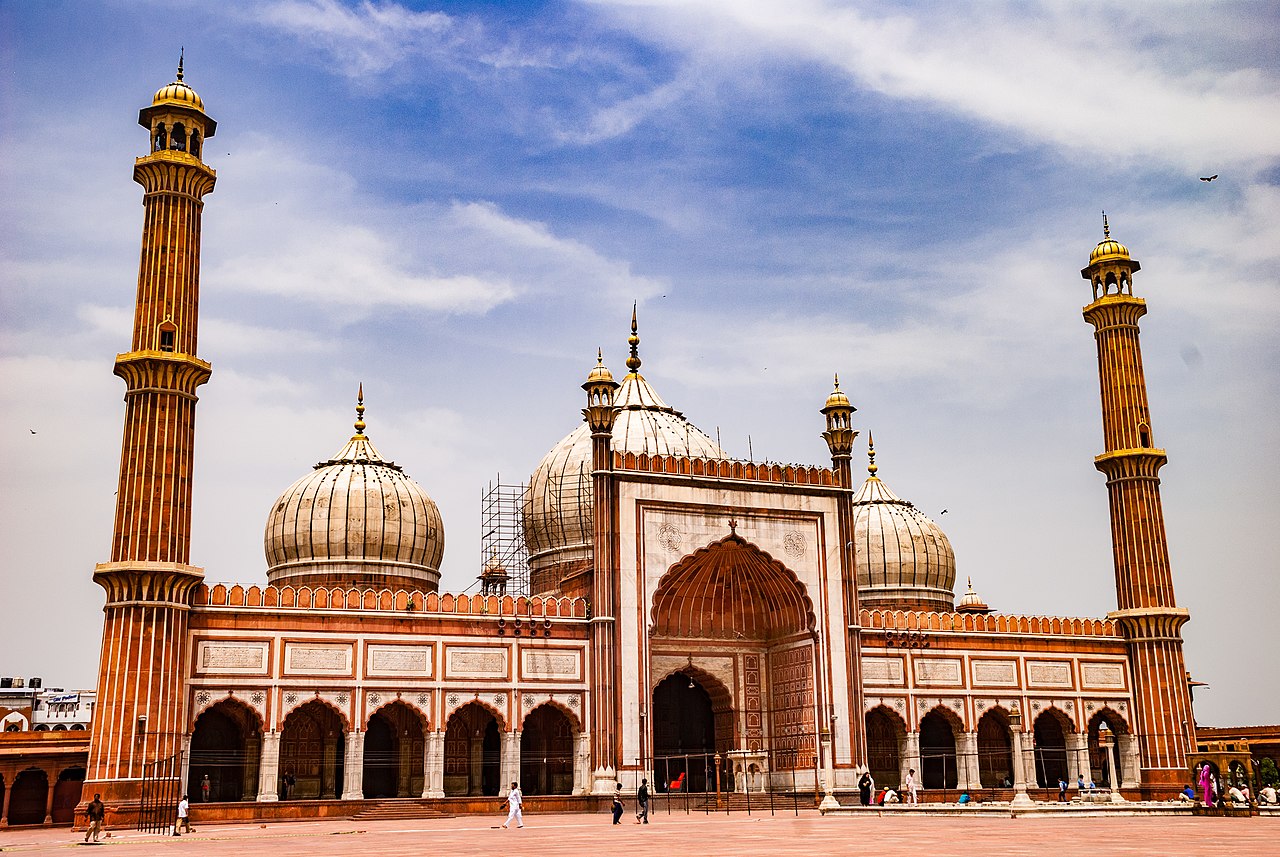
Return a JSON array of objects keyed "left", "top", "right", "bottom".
[
  {"left": 279, "top": 691, "right": 353, "bottom": 732},
  {"left": 190, "top": 691, "right": 265, "bottom": 732},
  {"left": 442, "top": 693, "right": 509, "bottom": 731},
  {"left": 519, "top": 697, "right": 583, "bottom": 733},
  {"left": 649, "top": 533, "right": 816, "bottom": 640}
]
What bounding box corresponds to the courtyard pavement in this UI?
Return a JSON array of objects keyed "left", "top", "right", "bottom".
[{"left": 0, "top": 810, "right": 1274, "bottom": 856}]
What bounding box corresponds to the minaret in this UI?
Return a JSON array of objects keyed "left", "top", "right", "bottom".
[
  {"left": 820, "top": 377, "right": 866, "bottom": 787},
  {"left": 583, "top": 343, "right": 620, "bottom": 793},
  {"left": 85, "top": 56, "right": 217, "bottom": 818},
  {"left": 1081, "top": 215, "right": 1193, "bottom": 792}
]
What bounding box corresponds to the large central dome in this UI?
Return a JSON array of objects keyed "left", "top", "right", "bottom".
[
  {"left": 524, "top": 313, "right": 723, "bottom": 595},
  {"left": 265, "top": 390, "right": 444, "bottom": 592}
]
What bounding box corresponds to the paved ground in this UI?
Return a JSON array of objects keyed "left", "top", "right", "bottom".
[{"left": 0, "top": 810, "right": 1274, "bottom": 856}]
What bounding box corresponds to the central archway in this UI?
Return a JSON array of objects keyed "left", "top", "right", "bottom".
[
  {"left": 443, "top": 702, "right": 502, "bottom": 796},
  {"left": 650, "top": 534, "right": 818, "bottom": 782},
  {"left": 363, "top": 702, "right": 425, "bottom": 798},
  {"left": 190, "top": 699, "right": 262, "bottom": 802},
  {"left": 279, "top": 701, "right": 346, "bottom": 800}
]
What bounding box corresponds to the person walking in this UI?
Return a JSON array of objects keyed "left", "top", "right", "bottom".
[
  {"left": 502, "top": 781, "right": 524, "bottom": 829},
  {"left": 611, "top": 782, "right": 625, "bottom": 824},
  {"left": 83, "top": 793, "right": 105, "bottom": 843},
  {"left": 1058, "top": 776, "right": 1068, "bottom": 802},
  {"left": 905, "top": 768, "right": 919, "bottom": 805},
  {"left": 858, "top": 771, "right": 873, "bottom": 807},
  {"left": 174, "top": 794, "right": 192, "bottom": 836},
  {"left": 636, "top": 778, "right": 650, "bottom": 824}
]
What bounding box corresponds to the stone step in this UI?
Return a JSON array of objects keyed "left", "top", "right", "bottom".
[{"left": 350, "top": 800, "right": 455, "bottom": 821}]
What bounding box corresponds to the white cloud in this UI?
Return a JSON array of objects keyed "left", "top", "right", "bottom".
[
  {"left": 254, "top": 0, "right": 457, "bottom": 77},
  {"left": 202, "top": 136, "right": 662, "bottom": 314},
  {"left": 589, "top": 0, "right": 1280, "bottom": 172}
]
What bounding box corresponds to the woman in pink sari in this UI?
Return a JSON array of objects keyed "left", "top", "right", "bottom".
[{"left": 1197, "top": 763, "right": 1214, "bottom": 805}]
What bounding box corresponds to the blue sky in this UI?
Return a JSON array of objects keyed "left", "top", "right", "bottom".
[{"left": 1, "top": 0, "right": 1277, "bottom": 726}]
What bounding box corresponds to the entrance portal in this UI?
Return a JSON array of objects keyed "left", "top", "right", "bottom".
[{"left": 652, "top": 672, "right": 726, "bottom": 792}]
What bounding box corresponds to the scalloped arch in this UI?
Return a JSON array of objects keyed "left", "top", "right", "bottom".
[{"left": 650, "top": 534, "right": 815, "bottom": 640}]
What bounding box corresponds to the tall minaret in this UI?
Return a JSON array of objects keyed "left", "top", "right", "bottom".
[
  {"left": 583, "top": 339, "right": 620, "bottom": 794},
  {"left": 85, "top": 56, "right": 216, "bottom": 819},
  {"left": 1081, "top": 215, "right": 1193, "bottom": 792}
]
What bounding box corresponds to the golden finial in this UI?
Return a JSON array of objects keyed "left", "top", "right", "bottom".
[
  {"left": 177, "top": 48, "right": 185, "bottom": 82},
  {"left": 626, "top": 302, "right": 642, "bottom": 373},
  {"left": 1102, "top": 211, "right": 1110, "bottom": 239},
  {"left": 867, "top": 431, "right": 878, "bottom": 477},
  {"left": 597, "top": 347, "right": 603, "bottom": 365},
  {"left": 833, "top": 372, "right": 840, "bottom": 390},
  {"left": 354, "top": 383, "right": 366, "bottom": 436}
]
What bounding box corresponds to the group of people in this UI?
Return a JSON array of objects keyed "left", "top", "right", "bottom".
[
  {"left": 1186, "top": 762, "right": 1278, "bottom": 808},
  {"left": 610, "top": 779, "right": 651, "bottom": 824},
  {"left": 857, "top": 767, "right": 920, "bottom": 806}
]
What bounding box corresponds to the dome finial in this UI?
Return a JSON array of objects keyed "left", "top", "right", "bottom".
[
  {"left": 833, "top": 372, "right": 840, "bottom": 390},
  {"left": 354, "top": 383, "right": 367, "bottom": 436},
  {"left": 177, "top": 47, "right": 185, "bottom": 82},
  {"left": 1102, "top": 210, "right": 1110, "bottom": 239},
  {"left": 867, "top": 431, "right": 878, "bottom": 477},
  {"left": 626, "top": 302, "right": 642, "bottom": 373}
]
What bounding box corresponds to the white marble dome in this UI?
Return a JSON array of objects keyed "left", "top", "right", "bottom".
[
  {"left": 851, "top": 439, "right": 956, "bottom": 612},
  {"left": 524, "top": 332, "right": 722, "bottom": 582},
  {"left": 265, "top": 398, "right": 444, "bottom": 592}
]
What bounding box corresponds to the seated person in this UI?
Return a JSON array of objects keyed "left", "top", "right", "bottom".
[
  {"left": 882, "top": 788, "right": 900, "bottom": 804},
  {"left": 957, "top": 792, "right": 971, "bottom": 805},
  {"left": 1228, "top": 785, "right": 1247, "bottom": 805},
  {"left": 1179, "top": 785, "right": 1196, "bottom": 802},
  {"left": 1258, "top": 784, "right": 1277, "bottom": 805},
  {"left": 1077, "top": 774, "right": 1087, "bottom": 790}
]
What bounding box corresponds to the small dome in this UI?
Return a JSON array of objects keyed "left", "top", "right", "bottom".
[
  {"left": 1089, "top": 236, "right": 1130, "bottom": 264},
  {"left": 956, "top": 577, "right": 991, "bottom": 614},
  {"left": 264, "top": 394, "right": 444, "bottom": 592},
  {"left": 152, "top": 55, "right": 204, "bottom": 112},
  {"left": 1088, "top": 213, "right": 1131, "bottom": 264},
  {"left": 851, "top": 439, "right": 956, "bottom": 612},
  {"left": 584, "top": 350, "right": 616, "bottom": 386},
  {"left": 525, "top": 320, "right": 723, "bottom": 590},
  {"left": 823, "top": 374, "right": 851, "bottom": 411}
]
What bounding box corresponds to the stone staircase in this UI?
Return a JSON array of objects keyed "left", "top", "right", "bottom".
[
  {"left": 350, "top": 799, "right": 455, "bottom": 821},
  {"left": 688, "top": 792, "right": 810, "bottom": 813}
]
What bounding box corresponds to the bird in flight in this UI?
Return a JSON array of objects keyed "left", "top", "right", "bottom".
[
  {"left": 940, "top": 509, "right": 948, "bottom": 515},
  {"left": 1200, "top": 175, "right": 1218, "bottom": 182},
  {"left": 29, "top": 429, "right": 36, "bottom": 434}
]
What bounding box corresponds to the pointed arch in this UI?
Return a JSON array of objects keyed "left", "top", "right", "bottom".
[
  {"left": 520, "top": 703, "right": 576, "bottom": 795},
  {"left": 650, "top": 534, "right": 815, "bottom": 640},
  {"left": 280, "top": 700, "right": 347, "bottom": 800},
  {"left": 1031, "top": 708, "right": 1072, "bottom": 788},
  {"left": 190, "top": 698, "right": 262, "bottom": 802},
  {"left": 865, "top": 705, "right": 907, "bottom": 788},
  {"left": 363, "top": 701, "right": 426, "bottom": 798},
  {"left": 919, "top": 705, "right": 961, "bottom": 789}
]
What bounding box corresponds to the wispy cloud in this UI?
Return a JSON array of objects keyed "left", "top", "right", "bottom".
[
  {"left": 590, "top": 0, "right": 1280, "bottom": 171},
  {"left": 254, "top": 0, "right": 459, "bottom": 77}
]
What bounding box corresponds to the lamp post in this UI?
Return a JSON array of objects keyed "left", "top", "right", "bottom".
[
  {"left": 1098, "top": 723, "right": 1126, "bottom": 803},
  {"left": 1008, "top": 704, "right": 1033, "bottom": 807}
]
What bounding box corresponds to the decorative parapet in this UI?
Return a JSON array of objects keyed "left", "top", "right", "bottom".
[
  {"left": 613, "top": 451, "right": 835, "bottom": 486},
  {"left": 192, "top": 583, "right": 588, "bottom": 618},
  {"left": 859, "top": 608, "right": 1118, "bottom": 637}
]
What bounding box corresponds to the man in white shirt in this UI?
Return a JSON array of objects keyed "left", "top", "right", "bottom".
[
  {"left": 905, "top": 768, "right": 919, "bottom": 804},
  {"left": 502, "top": 781, "right": 524, "bottom": 829},
  {"left": 1258, "top": 784, "right": 1277, "bottom": 805},
  {"left": 174, "top": 794, "right": 192, "bottom": 835}
]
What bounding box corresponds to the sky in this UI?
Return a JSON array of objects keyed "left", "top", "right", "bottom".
[{"left": 1, "top": 0, "right": 1277, "bottom": 728}]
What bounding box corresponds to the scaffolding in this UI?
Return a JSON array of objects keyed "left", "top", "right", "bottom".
[{"left": 479, "top": 476, "right": 531, "bottom": 597}]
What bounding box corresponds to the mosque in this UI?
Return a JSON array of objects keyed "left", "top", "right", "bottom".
[{"left": 77, "top": 65, "right": 1198, "bottom": 824}]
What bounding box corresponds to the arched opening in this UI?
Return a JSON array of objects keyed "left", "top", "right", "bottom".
[
  {"left": 170, "top": 123, "right": 187, "bottom": 152},
  {"left": 865, "top": 707, "right": 905, "bottom": 788},
  {"left": 279, "top": 701, "right": 346, "bottom": 800},
  {"left": 650, "top": 535, "right": 817, "bottom": 783},
  {"left": 70, "top": 723, "right": 86, "bottom": 731},
  {"left": 1086, "top": 710, "right": 1127, "bottom": 787},
  {"left": 443, "top": 703, "right": 501, "bottom": 796},
  {"left": 51, "top": 767, "right": 85, "bottom": 824},
  {"left": 520, "top": 704, "right": 575, "bottom": 795},
  {"left": 919, "top": 709, "right": 959, "bottom": 789},
  {"left": 190, "top": 700, "right": 261, "bottom": 802},
  {"left": 190, "top": 129, "right": 201, "bottom": 158},
  {"left": 8, "top": 768, "right": 48, "bottom": 826},
  {"left": 51, "top": 724, "right": 67, "bottom": 731},
  {"left": 1033, "top": 710, "right": 1070, "bottom": 788},
  {"left": 363, "top": 702, "right": 425, "bottom": 798},
  {"left": 154, "top": 123, "right": 167, "bottom": 151},
  {"left": 977, "top": 709, "right": 1014, "bottom": 788},
  {"left": 653, "top": 672, "right": 720, "bottom": 792}
]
